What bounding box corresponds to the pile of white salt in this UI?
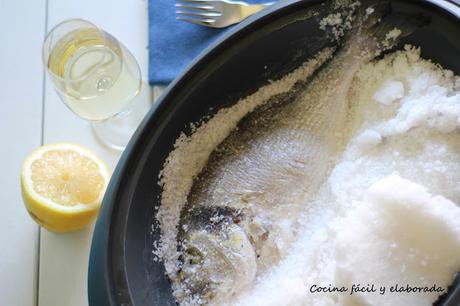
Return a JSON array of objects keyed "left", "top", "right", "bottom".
[
  {"left": 229, "top": 46, "right": 460, "bottom": 306},
  {"left": 333, "top": 175, "right": 460, "bottom": 306},
  {"left": 158, "top": 46, "right": 460, "bottom": 306}
]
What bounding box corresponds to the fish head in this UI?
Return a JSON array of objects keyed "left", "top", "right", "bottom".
[{"left": 177, "top": 207, "right": 257, "bottom": 303}]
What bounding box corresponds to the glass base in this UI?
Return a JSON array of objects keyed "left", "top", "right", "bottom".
[{"left": 91, "top": 83, "right": 151, "bottom": 151}]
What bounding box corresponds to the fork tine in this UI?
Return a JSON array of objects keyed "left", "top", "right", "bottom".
[
  {"left": 174, "top": 2, "right": 215, "bottom": 12},
  {"left": 176, "top": 10, "right": 221, "bottom": 18},
  {"left": 176, "top": 16, "right": 216, "bottom": 27}
]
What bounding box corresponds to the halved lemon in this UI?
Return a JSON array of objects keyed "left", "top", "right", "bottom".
[{"left": 21, "top": 143, "right": 110, "bottom": 232}]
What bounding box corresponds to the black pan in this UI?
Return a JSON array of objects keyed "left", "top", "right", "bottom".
[{"left": 88, "top": 0, "right": 460, "bottom": 305}]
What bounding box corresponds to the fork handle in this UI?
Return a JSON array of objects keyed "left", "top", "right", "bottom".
[{"left": 233, "top": 1, "right": 275, "bottom": 19}]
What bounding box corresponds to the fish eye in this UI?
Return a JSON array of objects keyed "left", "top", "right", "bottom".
[{"left": 184, "top": 246, "right": 203, "bottom": 265}]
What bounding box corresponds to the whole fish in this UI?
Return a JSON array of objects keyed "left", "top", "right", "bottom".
[{"left": 173, "top": 2, "right": 427, "bottom": 304}]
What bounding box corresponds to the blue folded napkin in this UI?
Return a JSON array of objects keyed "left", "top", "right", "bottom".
[{"left": 148, "top": 0, "right": 268, "bottom": 85}]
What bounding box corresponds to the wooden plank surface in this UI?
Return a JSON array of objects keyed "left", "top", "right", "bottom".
[
  {"left": 0, "top": 0, "right": 47, "bottom": 305},
  {"left": 39, "top": 0, "right": 150, "bottom": 305}
]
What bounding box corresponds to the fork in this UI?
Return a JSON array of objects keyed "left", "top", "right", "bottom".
[{"left": 175, "top": 0, "right": 275, "bottom": 28}]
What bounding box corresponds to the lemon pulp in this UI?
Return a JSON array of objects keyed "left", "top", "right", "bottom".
[{"left": 30, "top": 149, "right": 105, "bottom": 206}]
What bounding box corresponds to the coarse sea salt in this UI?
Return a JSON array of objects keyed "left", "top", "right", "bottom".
[
  {"left": 373, "top": 80, "right": 405, "bottom": 105},
  {"left": 157, "top": 44, "right": 460, "bottom": 306},
  {"left": 333, "top": 175, "right": 460, "bottom": 306},
  {"left": 227, "top": 47, "right": 460, "bottom": 306}
]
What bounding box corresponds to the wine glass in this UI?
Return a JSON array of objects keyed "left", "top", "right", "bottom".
[{"left": 43, "top": 19, "right": 149, "bottom": 150}]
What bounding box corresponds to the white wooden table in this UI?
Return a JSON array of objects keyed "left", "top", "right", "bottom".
[{"left": 0, "top": 1, "right": 159, "bottom": 305}]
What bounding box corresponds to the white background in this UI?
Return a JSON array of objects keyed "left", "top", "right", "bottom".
[{"left": 0, "top": 0, "right": 160, "bottom": 305}]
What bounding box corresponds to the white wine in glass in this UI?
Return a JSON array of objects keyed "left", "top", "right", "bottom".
[{"left": 44, "top": 19, "right": 149, "bottom": 150}]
